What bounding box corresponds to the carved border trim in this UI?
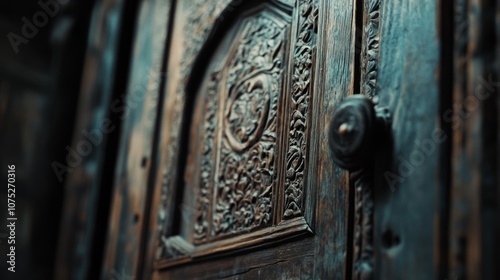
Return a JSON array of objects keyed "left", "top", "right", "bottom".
[
  {"left": 362, "top": 0, "right": 380, "bottom": 98},
  {"left": 283, "top": 0, "right": 319, "bottom": 219},
  {"left": 194, "top": 70, "right": 221, "bottom": 243}
]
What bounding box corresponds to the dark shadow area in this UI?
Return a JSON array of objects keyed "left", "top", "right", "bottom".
[{"left": 0, "top": 1, "right": 95, "bottom": 279}]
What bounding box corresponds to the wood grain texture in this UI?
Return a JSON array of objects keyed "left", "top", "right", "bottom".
[
  {"left": 146, "top": 1, "right": 251, "bottom": 271},
  {"left": 156, "top": 238, "right": 316, "bottom": 280},
  {"left": 101, "top": 0, "right": 173, "bottom": 278},
  {"left": 149, "top": 0, "right": 317, "bottom": 268},
  {"left": 310, "top": 0, "right": 354, "bottom": 278},
  {"left": 373, "top": 0, "right": 441, "bottom": 279}
]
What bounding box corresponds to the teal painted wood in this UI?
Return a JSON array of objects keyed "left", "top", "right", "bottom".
[{"left": 374, "top": 0, "right": 442, "bottom": 279}]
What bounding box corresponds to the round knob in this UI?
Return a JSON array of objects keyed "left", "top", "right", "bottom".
[{"left": 328, "top": 95, "right": 390, "bottom": 171}]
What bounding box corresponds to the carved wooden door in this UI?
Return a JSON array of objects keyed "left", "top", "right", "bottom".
[{"left": 101, "top": 0, "right": 449, "bottom": 279}]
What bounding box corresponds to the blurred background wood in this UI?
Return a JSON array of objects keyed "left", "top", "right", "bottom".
[{"left": 0, "top": 1, "right": 95, "bottom": 279}]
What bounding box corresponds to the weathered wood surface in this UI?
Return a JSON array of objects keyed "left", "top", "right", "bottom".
[
  {"left": 310, "top": 0, "right": 354, "bottom": 277},
  {"left": 373, "top": 0, "right": 442, "bottom": 279},
  {"left": 54, "top": 0, "right": 139, "bottom": 278},
  {"left": 158, "top": 238, "right": 316, "bottom": 279},
  {"left": 101, "top": 0, "right": 173, "bottom": 278}
]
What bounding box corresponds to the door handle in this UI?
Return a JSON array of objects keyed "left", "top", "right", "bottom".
[
  {"left": 329, "top": 95, "right": 391, "bottom": 171},
  {"left": 328, "top": 95, "right": 392, "bottom": 280}
]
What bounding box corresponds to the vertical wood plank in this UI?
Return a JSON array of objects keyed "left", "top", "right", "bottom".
[
  {"left": 101, "top": 0, "right": 173, "bottom": 278},
  {"left": 311, "top": 0, "right": 354, "bottom": 278},
  {"left": 374, "top": 0, "right": 441, "bottom": 279},
  {"left": 55, "top": 0, "right": 137, "bottom": 279}
]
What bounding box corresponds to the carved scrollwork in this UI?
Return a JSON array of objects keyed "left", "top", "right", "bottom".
[
  {"left": 352, "top": 169, "right": 374, "bottom": 280},
  {"left": 283, "top": 0, "right": 318, "bottom": 218},
  {"left": 349, "top": 0, "right": 381, "bottom": 278}
]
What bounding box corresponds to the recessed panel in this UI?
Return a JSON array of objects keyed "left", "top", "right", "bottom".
[{"left": 194, "top": 9, "right": 289, "bottom": 243}]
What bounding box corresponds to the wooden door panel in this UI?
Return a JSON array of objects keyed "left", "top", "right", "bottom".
[
  {"left": 139, "top": 0, "right": 357, "bottom": 278},
  {"left": 149, "top": 0, "right": 318, "bottom": 269}
]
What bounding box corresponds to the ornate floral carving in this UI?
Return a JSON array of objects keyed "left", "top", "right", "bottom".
[
  {"left": 224, "top": 81, "right": 270, "bottom": 152},
  {"left": 362, "top": 0, "right": 380, "bottom": 98},
  {"left": 212, "top": 14, "right": 286, "bottom": 236},
  {"left": 283, "top": 0, "right": 318, "bottom": 218}
]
